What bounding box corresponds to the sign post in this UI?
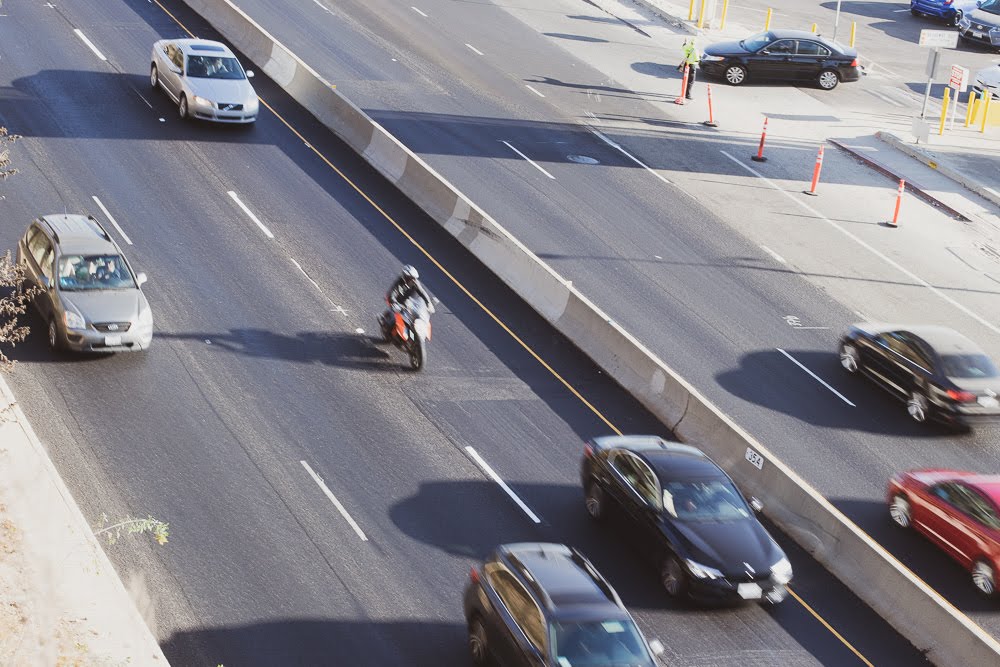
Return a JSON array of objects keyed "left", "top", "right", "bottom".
[
  {"left": 832, "top": 0, "right": 843, "bottom": 43},
  {"left": 917, "top": 30, "right": 958, "bottom": 120},
  {"left": 948, "top": 64, "right": 970, "bottom": 130}
]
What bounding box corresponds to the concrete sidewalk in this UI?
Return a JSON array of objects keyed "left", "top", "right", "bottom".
[{"left": 0, "top": 376, "right": 166, "bottom": 666}]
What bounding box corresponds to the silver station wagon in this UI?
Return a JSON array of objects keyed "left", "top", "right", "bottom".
[{"left": 150, "top": 38, "right": 258, "bottom": 123}]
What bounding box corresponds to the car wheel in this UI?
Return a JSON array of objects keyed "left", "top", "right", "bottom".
[
  {"left": 179, "top": 94, "right": 189, "bottom": 120},
  {"left": 47, "top": 319, "right": 63, "bottom": 351},
  {"left": 817, "top": 69, "right": 839, "bottom": 91},
  {"left": 910, "top": 8, "right": 921, "bottom": 17},
  {"left": 660, "top": 555, "right": 689, "bottom": 599},
  {"left": 950, "top": 11, "right": 962, "bottom": 27},
  {"left": 468, "top": 616, "right": 490, "bottom": 665},
  {"left": 724, "top": 64, "right": 747, "bottom": 86},
  {"left": 973, "top": 560, "right": 998, "bottom": 598},
  {"left": 150, "top": 64, "right": 159, "bottom": 90},
  {"left": 839, "top": 343, "right": 861, "bottom": 374},
  {"left": 584, "top": 480, "right": 605, "bottom": 521},
  {"left": 889, "top": 494, "right": 912, "bottom": 529},
  {"left": 907, "top": 390, "right": 930, "bottom": 423}
]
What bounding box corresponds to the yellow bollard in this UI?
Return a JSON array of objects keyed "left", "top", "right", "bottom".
[
  {"left": 811, "top": 23, "right": 817, "bottom": 34},
  {"left": 982, "top": 94, "right": 993, "bottom": 133},
  {"left": 850, "top": 21, "right": 857, "bottom": 47},
  {"left": 689, "top": 0, "right": 696, "bottom": 21},
  {"left": 939, "top": 87, "right": 950, "bottom": 136},
  {"left": 765, "top": 8, "right": 773, "bottom": 31},
  {"left": 965, "top": 91, "right": 978, "bottom": 127},
  {"left": 698, "top": 0, "right": 708, "bottom": 28},
  {"left": 720, "top": 0, "right": 730, "bottom": 29}
]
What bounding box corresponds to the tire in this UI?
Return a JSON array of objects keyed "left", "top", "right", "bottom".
[
  {"left": 150, "top": 63, "right": 159, "bottom": 90},
  {"left": 178, "top": 94, "right": 189, "bottom": 120},
  {"left": 409, "top": 335, "right": 426, "bottom": 371},
  {"left": 950, "top": 10, "right": 962, "bottom": 27},
  {"left": 47, "top": 318, "right": 63, "bottom": 351},
  {"left": 907, "top": 389, "right": 930, "bottom": 423},
  {"left": 889, "top": 494, "right": 912, "bottom": 529},
  {"left": 910, "top": 8, "right": 921, "bottom": 17},
  {"left": 660, "top": 555, "right": 689, "bottom": 599},
  {"left": 817, "top": 69, "right": 839, "bottom": 91},
  {"left": 584, "top": 480, "right": 606, "bottom": 521},
  {"left": 839, "top": 343, "right": 861, "bottom": 374},
  {"left": 973, "top": 559, "right": 998, "bottom": 598},
  {"left": 724, "top": 64, "right": 747, "bottom": 86},
  {"left": 468, "top": 616, "right": 490, "bottom": 665}
]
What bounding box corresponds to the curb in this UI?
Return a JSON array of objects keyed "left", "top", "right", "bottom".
[
  {"left": 627, "top": 0, "right": 700, "bottom": 35},
  {"left": 875, "top": 131, "right": 1000, "bottom": 211},
  {"left": 828, "top": 138, "right": 971, "bottom": 222}
]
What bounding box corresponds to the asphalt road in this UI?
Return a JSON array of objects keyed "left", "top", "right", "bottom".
[
  {"left": 212, "top": 0, "right": 1000, "bottom": 641},
  {"left": 0, "top": 0, "right": 929, "bottom": 665}
]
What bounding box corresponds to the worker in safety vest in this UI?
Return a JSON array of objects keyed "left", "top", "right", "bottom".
[{"left": 681, "top": 39, "right": 700, "bottom": 100}]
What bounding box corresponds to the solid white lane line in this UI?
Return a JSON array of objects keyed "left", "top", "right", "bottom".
[
  {"left": 501, "top": 141, "right": 555, "bottom": 180},
  {"left": 719, "top": 151, "right": 1000, "bottom": 337},
  {"left": 73, "top": 29, "right": 107, "bottom": 61},
  {"left": 411, "top": 6, "right": 428, "bottom": 17},
  {"left": 311, "top": 0, "right": 333, "bottom": 14},
  {"left": 465, "top": 446, "right": 542, "bottom": 524},
  {"left": 465, "top": 43, "right": 484, "bottom": 56},
  {"left": 227, "top": 190, "right": 274, "bottom": 239},
  {"left": 300, "top": 461, "right": 369, "bottom": 541},
  {"left": 91, "top": 196, "right": 133, "bottom": 245},
  {"left": 590, "top": 130, "right": 671, "bottom": 185},
  {"left": 525, "top": 84, "right": 546, "bottom": 98},
  {"left": 290, "top": 258, "right": 323, "bottom": 292},
  {"left": 759, "top": 244, "right": 786, "bottom": 264},
  {"left": 777, "top": 348, "right": 856, "bottom": 407}
]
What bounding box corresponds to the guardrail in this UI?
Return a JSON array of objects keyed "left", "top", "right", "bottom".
[{"left": 180, "top": 1, "right": 1000, "bottom": 663}]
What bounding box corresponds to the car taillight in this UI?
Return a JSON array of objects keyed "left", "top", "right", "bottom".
[
  {"left": 470, "top": 567, "right": 480, "bottom": 584},
  {"left": 850, "top": 58, "right": 858, "bottom": 68},
  {"left": 945, "top": 0, "right": 953, "bottom": 5},
  {"left": 946, "top": 389, "right": 977, "bottom": 403},
  {"left": 583, "top": 444, "right": 594, "bottom": 458}
]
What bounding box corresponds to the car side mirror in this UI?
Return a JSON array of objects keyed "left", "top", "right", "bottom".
[
  {"left": 246, "top": 69, "right": 255, "bottom": 78},
  {"left": 136, "top": 272, "right": 148, "bottom": 287},
  {"left": 649, "top": 639, "right": 665, "bottom": 656},
  {"left": 750, "top": 497, "right": 764, "bottom": 513}
]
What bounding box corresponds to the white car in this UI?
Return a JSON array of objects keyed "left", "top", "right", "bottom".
[
  {"left": 973, "top": 63, "right": 1000, "bottom": 100},
  {"left": 150, "top": 39, "right": 259, "bottom": 123}
]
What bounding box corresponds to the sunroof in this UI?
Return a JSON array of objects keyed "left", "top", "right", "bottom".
[{"left": 191, "top": 44, "right": 225, "bottom": 52}]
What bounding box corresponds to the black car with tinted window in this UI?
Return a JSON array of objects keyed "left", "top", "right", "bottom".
[
  {"left": 581, "top": 436, "right": 792, "bottom": 605},
  {"left": 463, "top": 542, "right": 664, "bottom": 667},
  {"left": 700, "top": 29, "right": 860, "bottom": 90},
  {"left": 839, "top": 323, "right": 1000, "bottom": 427}
]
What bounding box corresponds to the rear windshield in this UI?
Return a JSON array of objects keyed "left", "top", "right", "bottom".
[
  {"left": 549, "top": 619, "right": 653, "bottom": 667},
  {"left": 941, "top": 354, "right": 1000, "bottom": 379}
]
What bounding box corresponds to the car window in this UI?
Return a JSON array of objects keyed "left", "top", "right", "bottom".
[
  {"left": 40, "top": 247, "right": 55, "bottom": 282},
  {"left": 610, "top": 452, "right": 661, "bottom": 508},
  {"left": 742, "top": 32, "right": 773, "bottom": 52},
  {"left": 796, "top": 40, "right": 830, "bottom": 57},
  {"left": 488, "top": 569, "right": 546, "bottom": 652},
  {"left": 979, "top": 0, "right": 999, "bottom": 15},
  {"left": 885, "top": 332, "right": 929, "bottom": 368},
  {"left": 169, "top": 45, "right": 184, "bottom": 70},
  {"left": 941, "top": 353, "right": 1000, "bottom": 379},
  {"left": 27, "top": 230, "right": 50, "bottom": 266},
  {"left": 57, "top": 254, "right": 135, "bottom": 291},
  {"left": 953, "top": 484, "right": 1000, "bottom": 530},
  {"left": 23, "top": 225, "right": 40, "bottom": 250},
  {"left": 661, "top": 479, "right": 751, "bottom": 522},
  {"left": 765, "top": 39, "right": 796, "bottom": 55},
  {"left": 549, "top": 619, "right": 653, "bottom": 667},
  {"left": 930, "top": 482, "right": 960, "bottom": 506},
  {"left": 187, "top": 55, "right": 244, "bottom": 80}
]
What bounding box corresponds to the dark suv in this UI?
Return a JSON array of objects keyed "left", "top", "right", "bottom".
[{"left": 463, "top": 542, "right": 663, "bottom": 666}]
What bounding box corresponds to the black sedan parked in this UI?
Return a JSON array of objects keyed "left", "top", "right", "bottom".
[
  {"left": 581, "top": 435, "right": 792, "bottom": 604},
  {"left": 700, "top": 29, "right": 860, "bottom": 90},
  {"left": 839, "top": 323, "right": 1000, "bottom": 427}
]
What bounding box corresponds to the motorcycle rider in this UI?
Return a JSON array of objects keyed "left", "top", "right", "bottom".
[{"left": 380, "top": 264, "right": 434, "bottom": 338}]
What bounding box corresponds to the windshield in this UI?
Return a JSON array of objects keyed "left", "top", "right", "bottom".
[
  {"left": 549, "top": 619, "right": 653, "bottom": 667},
  {"left": 58, "top": 255, "right": 135, "bottom": 291},
  {"left": 186, "top": 55, "right": 245, "bottom": 79},
  {"left": 662, "top": 479, "right": 751, "bottom": 521},
  {"left": 941, "top": 353, "right": 1000, "bottom": 379},
  {"left": 980, "top": 0, "right": 1000, "bottom": 15},
  {"left": 741, "top": 32, "right": 773, "bottom": 52}
]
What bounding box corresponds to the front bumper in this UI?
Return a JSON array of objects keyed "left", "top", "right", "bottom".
[
  {"left": 688, "top": 574, "right": 788, "bottom": 604},
  {"left": 65, "top": 326, "right": 153, "bottom": 353},
  {"left": 959, "top": 20, "right": 1000, "bottom": 46},
  {"left": 190, "top": 100, "right": 258, "bottom": 124},
  {"left": 699, "top": 60, "right": 728, "bottom": 78}
]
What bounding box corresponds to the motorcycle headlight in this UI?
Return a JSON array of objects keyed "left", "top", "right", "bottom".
[
  {"left": 685, "top": 559, "right": 724, "bottom": 580},
  {"left": 192, "top": 95, "right": 212, "bottom": 107},
  {"left": 771, "top": 557, "right": 793, "bottom": 585},
  {"left": 702, "top": 54, "right": 725, "bottom": 62},
  {"left": 64, "top": 310, "right": 86, "bottom": 330}
]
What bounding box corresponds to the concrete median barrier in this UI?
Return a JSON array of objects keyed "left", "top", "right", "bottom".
[{"left": 182, "top": 1, "right": 1000, "bottom": 663}]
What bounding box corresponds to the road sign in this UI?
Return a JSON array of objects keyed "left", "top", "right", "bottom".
[
  {"left": 925, "top": 48, "right": 941, "bottom": 78},
  {"left": 918, "top": 29, "right": 959, "bottom": 48},
  {"left": 949, "top": 65, "right": 970, "bottom": 92}
]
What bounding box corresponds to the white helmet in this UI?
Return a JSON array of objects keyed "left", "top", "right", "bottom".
[{"left": 402, "top": 264, "right": 419, "bottom": 280}]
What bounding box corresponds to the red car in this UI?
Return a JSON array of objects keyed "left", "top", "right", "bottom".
[{"left": 888, "top": 469, "right": 1000, "bottom": 597}]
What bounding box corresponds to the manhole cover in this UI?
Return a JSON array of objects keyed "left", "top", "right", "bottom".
[{"left": 567, "top": 154, "right": 600, "bottom": 165}]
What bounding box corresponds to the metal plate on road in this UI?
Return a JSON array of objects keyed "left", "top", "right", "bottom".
[{"left": 918, "top": 30, "right": 958, "bottom": 48}]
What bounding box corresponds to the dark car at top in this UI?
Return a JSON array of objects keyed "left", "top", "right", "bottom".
[
  {"left": 581, "top": 435, "right": 792, "bottom": 605},
  {"left": 463, "top": 542, "right": 664, "bottom": 666},
  {"left": 700, "top": 29, "right": 860, "bottom": 90},
  {"left": 839, "top": 323, "right": 1000, "bottom": 427},
  {"left": 958, "top": 0, "right": 1000, "bottom": 51}
]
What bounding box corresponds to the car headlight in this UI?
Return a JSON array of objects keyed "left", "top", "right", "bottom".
[
  {"left": 192, "top": 95, "right": 212, "bottom": 107},
  {"left": 685, "top": 558, "right": 724, "bottom": 580},
  {"left": 702, "top": 54, "right": 725, "bottom": 62},
  {"left": 64, "top": 310, "right": 86, "bottom": 330},
  {"left": 137, "top": 306, "right": 153, "bottom": 327},
  {"left": 771, "top": 557, "right": 793, "bottom": 585}
]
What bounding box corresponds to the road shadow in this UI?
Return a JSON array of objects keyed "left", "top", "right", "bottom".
[{"left": 543, "top": 32, "right": 609, "bottom": 43}]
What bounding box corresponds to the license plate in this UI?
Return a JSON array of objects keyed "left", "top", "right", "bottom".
[
  {"left": 972, "top": 30, "right": 984, "bottom": 39},
  {"left": 738, "top": 583, "right": 762, "bottom": 599},
  {"left": 104, "top": 335, "right": 122, "bottom": 346},
  {"left": 979, "top": 396, "right": 1000, "bottom": 409}
]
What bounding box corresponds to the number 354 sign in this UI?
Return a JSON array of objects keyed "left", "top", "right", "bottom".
[{"left": 745, "top": 447, "right": 765, "bottom": 470}]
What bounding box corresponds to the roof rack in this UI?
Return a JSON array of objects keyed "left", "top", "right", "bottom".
[{"left": 86, "top": 215, "right": 113, "bottom": 243}]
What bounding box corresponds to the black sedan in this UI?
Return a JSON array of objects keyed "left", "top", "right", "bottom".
[
  {"left": 840, "top": 324, "right": 1000, "bottom": 427},
  {"left": 700, "top": 30, "right": 860, "bottom": 90},
  {"left": 581, "top": 435, "right": 792, "bottom": 605}
]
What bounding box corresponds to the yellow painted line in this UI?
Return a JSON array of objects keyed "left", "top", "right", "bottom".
[
  {"left": 788, "top": 587, "right": 874, "bottom": 667},
  {"left": 148, "top": 5, "right": 888, "bottom": 664}
]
